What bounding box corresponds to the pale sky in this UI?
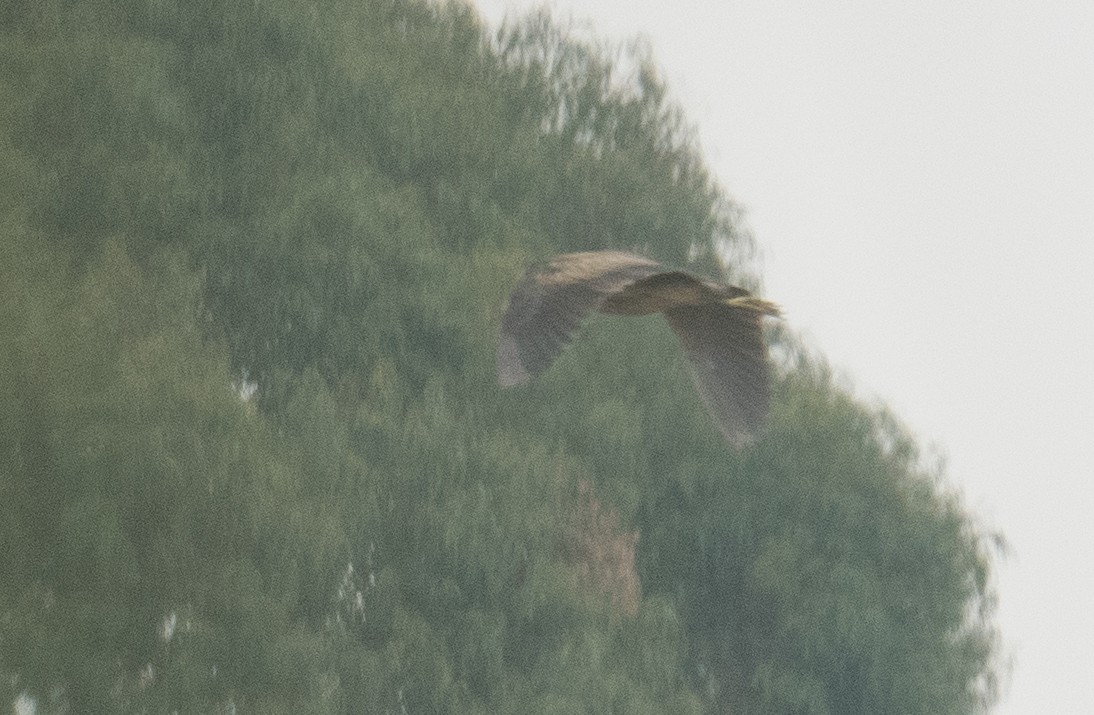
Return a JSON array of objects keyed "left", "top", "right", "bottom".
[{"left": 475, "top": 2, "right": 1094, "bottom": 712}]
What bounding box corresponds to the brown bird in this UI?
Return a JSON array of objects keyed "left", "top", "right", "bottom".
[{"left": 497, "top": 250, "right": 780, "bottom": 447}]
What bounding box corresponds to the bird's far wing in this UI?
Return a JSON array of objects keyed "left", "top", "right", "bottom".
[
  {"left": 662, "top": 301, "right": 774, "bottom": 447},
  {"left": 497, "top": 251, "right": 660, "bottom": 386}
]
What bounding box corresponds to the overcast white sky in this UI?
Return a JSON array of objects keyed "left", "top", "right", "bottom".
[{"left": 475, "top": 1, "right": 1094, "bottom": 712}]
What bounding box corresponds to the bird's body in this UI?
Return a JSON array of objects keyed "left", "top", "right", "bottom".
[{"left": 497, "top": 250, "right": 779, "bottom": 447}]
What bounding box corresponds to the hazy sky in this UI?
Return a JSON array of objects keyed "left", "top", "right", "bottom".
[{"left": 475, "top": 2, "right": 1094, "bottom": 712}]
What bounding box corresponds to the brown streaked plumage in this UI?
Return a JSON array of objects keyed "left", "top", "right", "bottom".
[{"left": 497, "top": 250, "right": 780, "bottom": 447}]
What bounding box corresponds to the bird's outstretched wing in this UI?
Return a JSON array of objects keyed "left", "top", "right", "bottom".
[
  {"left": 663, "top": 299, "right": 777, "bottom": 447},
  {"left": 497, "top": 251, "right": 662, "bottom": 386},
  {"left": 497, "top": 250, "right": 779, "bottom": 448}
]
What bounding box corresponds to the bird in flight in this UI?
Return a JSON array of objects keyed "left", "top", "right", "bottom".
[{"left": 497, "top": 250, "right": 780, "bottom": 448}]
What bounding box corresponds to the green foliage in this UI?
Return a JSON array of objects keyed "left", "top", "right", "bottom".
[
  {"left": 1, "top": 0, "right": 1000, "bottom": 712},
  {"left": 651, "top": 348, "right": 1001, "bottom": 714}
]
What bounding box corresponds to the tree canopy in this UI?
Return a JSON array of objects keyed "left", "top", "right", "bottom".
[{"left": 1, "top": 1, "right": 1001, "bottom": 712}]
